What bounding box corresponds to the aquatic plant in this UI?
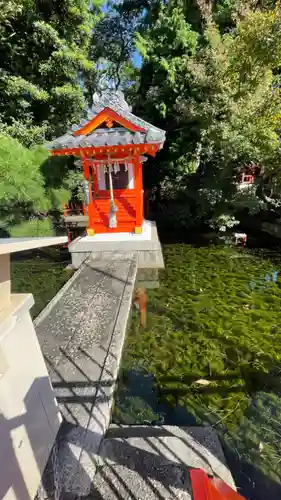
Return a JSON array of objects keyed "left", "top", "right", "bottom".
[
  {"left": 115, "top": 244, "right": 281, "bottom": 485},
  {"left": 11, "top": 248, "right": 72, "bottom": 318}
]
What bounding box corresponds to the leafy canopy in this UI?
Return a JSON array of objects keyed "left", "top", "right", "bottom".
[
  {"left": 0, "top": 133, "right": 85, "bottom": 230},
  {"left": 129, "top": 0, "right": 281, "bottom": 228},
  {"left": 0, "top": 0, "right": 104, "bottom": 146}
]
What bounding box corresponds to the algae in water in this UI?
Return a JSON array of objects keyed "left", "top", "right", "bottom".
[{"left": 114, "top": 244, "right": 281, "bottom": 486}]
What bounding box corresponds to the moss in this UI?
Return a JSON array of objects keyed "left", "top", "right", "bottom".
[{"left": 115, "top": 244, "right": 281, "bottom": 484}]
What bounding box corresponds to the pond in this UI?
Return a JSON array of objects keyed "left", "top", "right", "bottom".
[
  {"left": 11, "top": 247, "right": 72, "bottom": 319},
  {"left": 113, "top": 243, "right": 281, "bottom": 500}
]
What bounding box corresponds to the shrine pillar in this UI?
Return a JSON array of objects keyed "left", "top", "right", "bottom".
[
  {"left": 134, "top": 158, "right": 144, "bottom": 234},
  {"left": 82, "top": 158, "right": 95, "bottom": 235}
]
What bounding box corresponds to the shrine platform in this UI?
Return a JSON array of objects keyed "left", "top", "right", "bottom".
[
  {"left": 35, "top": 254, "right": 138, "bottom": 498},
  {"left": 68, "top": 220, "right": 164, "bottom": 272}
]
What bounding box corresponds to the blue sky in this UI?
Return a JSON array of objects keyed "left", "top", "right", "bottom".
[{"left": 133, "top": 51, "right": 142, "bottom": 68}]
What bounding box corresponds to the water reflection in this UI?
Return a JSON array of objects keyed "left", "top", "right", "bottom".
[
  {"left": 113, "top": 367, "right": 197, "bottom": 427},
  {"left": 11, "top": 247, "right": 71, "bottom": 318},
  {"left": 249, "top": 270, "right": 279, "bottom": 291}
]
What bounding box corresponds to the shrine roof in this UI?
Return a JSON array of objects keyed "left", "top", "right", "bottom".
[{"left": 47, "top": 91, "right": 166, "bottom": 152}]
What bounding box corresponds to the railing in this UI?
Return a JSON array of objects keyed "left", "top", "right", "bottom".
[
  {"left": 62, "top": 203, "right": 87, "bottom": 246},
  {"left": 63, "top": 203, "right": 86, "bottom": 217},
  {"left": 190, "top": 469, "right": 246, "bottom": 500}
]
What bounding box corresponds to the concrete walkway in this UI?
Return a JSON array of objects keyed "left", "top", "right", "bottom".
[{"left": 35, "top": 254, "right": 137, "bottom": 498}]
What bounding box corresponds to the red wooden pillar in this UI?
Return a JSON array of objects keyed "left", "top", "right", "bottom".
[
  {"left": 134, "top": 157, "right": 144, "bottom": 233},
  {"left": 82, "top": 158, "right": 95, "bottom": 235},
  {"left": 190, "top": 469, "right": 246, "bottom": 500}
]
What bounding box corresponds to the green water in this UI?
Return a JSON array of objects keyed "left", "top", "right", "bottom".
[
  {"left": 11, "top": 247, "right": 72, "bottom": 319},
  {"left": 113, "top": 244, "right": 281, "bottom": 498}
]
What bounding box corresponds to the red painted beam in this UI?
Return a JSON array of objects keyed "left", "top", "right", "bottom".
[
  {"left": 50, "top": 143, "right": 161, "bottom": 158},
  {"left": 190, "top": 469, "right": 246, "bottom": 500},
  {"left": 211, "top": 478, "right": 246, "bottom": 500}
]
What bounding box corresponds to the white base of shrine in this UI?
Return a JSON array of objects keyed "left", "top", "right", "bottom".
[
  {"left": 82, "top": 220, "right": 152, "bottom": 242},
  {"left": 68, "top": 220, "right": 164, "bottom": 271}
]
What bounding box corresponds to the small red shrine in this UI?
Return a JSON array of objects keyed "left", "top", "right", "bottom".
[
  {"left": 237, "top": 163, "right": 260, "bottom": 189},
  {"left": 48, "top": 91, "right": 166, "bottom": 236}
]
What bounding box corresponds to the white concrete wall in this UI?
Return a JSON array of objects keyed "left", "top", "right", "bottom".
[{"left": 0, "top": 294, "right": 62, "bottom": 500}]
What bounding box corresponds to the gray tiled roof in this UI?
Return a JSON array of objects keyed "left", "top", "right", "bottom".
[{"left": 47, "top": 91, "right": 166, "bottom": 151}]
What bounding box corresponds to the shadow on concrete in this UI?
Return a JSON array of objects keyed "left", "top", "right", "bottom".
[
  {"left": 62, "top": 423, "right": 210, "bottom": 499},
  {"left": 44, "top": 357, "right": 100, "bottom": 428},
  {"left": 42, "top": 417, "right": 281, "bottom": 500},
  {"left": 79, "top": 346, "right": 118, "bottom": 367},
  {"left": 83, "top": 423, "right": 281, "bottom": 500},
  {"left": 0, "top": 377, "right": 61, "bottom": 500},
  {"left": 84, "top": 261, "right": 133, "bottom": 287},
  {"left": 0, "top": 338, "right": 126, "bottom": 498},
  {"left": 113, "top": 365, "right": 281, "bottom": 500},
  {"left": 104, "top": 425, "right": 224, "bottom": 477},
  {"left": 44, "top": 341, "right": 117, "bottom": 424}
]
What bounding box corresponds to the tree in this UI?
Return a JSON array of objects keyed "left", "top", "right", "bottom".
[
  {"left": 0, "top": 132, "right": 86, "bottom": 234},
  {"left": 0, "top": 134, "right": 48, "bottom": 225},
  {"left": 92, "top": 6, "right": 138, "bottom": 90},
  {"left": 125, "top": 0, "right": 281, "bottom": 230},
  {"left": 0, "top": 0, "right": 104, "bottom": 146}
]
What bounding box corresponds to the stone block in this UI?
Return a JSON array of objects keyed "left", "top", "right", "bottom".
[
  {"left": 91, "top": 425, "right": 235, "bottom": 499},
  {"left": 69, "top": 221, "right": 165, "bottom": 271}
]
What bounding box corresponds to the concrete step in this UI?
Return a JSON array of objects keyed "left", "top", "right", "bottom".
[{"left": 90, "top": 425, "right": 235, "bottom": 499}]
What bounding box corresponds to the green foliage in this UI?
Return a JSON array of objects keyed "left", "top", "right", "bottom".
[
  {"left": 213, "top": 0, "right": 276, "bottom": 32},
  {"left": 64, "top": 170, "right": 86, "bottom": 203},
  {"left": 0, "top": 134, "right": 48, "bottom": 218},
  {"left": 92, "top": 4, "right": 140, "bottom": 91},
  {"left": 125, "top": 1, "right": 281, "bottom": 229},
  {"left": 0, "top": 0, "right": 104, "bottom": 146},
  {"left": 0, "top": 119, "right": 48, "bottom": 148},
  {"left": 8, "top": 219, "right": 55, "bottom": 238},
  {"left": 0, "top": 133, "right": 82, "bottom": 231},
  {"left": 115, "top": 244, "right": 281, "bottom": 482},
  {"left": 40, "top": 155, "right": 86, "bottom": 208}
]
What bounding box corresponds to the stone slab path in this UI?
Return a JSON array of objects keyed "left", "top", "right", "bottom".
[
  {"left": 91, "top": 425, "right": 235, "bottom": 500},
  {"left": 35, "top": 255, "right": 137, "bottom": 498}
]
